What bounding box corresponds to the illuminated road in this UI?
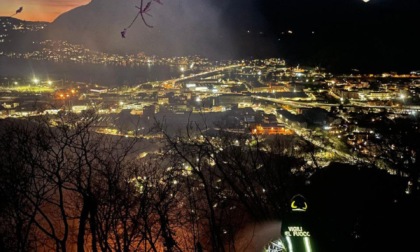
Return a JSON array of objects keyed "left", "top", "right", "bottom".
[
  {"left": 133, "top": 64, "right": 242, "bottom": 90},
  {"left": 282, "top": 121, "right": 362, "bottom": 164},
  {"left": 253, "top": 95, "right": 337, "bottom": 108},
  {"left": 254, "top": 95, "right": 420, "bottom": 111}
]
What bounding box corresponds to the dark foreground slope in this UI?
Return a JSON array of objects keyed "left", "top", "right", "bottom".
[{"left": 304, "top": 163, "right": 419, "bottom": 252}]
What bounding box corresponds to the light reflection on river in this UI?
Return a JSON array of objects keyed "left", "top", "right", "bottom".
[{"left": 0, "top": 59, "right": 182, "bottom": 86}]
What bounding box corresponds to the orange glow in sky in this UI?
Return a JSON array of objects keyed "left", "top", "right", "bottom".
[{"left": 0, "top": 0, "right": 91, "bottom": 22}]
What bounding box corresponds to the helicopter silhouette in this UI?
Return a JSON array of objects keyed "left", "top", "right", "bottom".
[{"left": 11, "top": 6, "right": 23, "bottom": 17}]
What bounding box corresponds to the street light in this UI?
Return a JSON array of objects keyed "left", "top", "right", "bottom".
[{"left": 32, "top": 78, "right": 39, "bottom": 84}]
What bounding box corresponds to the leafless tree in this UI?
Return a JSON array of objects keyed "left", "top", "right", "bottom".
[{"left": 156, "top": 114, "right": 309, "bottom": 251}]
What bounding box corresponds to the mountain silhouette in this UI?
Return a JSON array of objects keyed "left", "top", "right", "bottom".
[
  {"left": 43, "top": 0, "right": 420, "bottom": 72},
  {"left": 44, "top": 0, "right": 262, "bottom": 59}
]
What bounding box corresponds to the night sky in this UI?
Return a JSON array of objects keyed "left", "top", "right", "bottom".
[
  {"left": 2, "top": 0, "right": 420, "bottom": 72},
  {"left": 218, "top": 0, "right": 420, "bottom": 72}
]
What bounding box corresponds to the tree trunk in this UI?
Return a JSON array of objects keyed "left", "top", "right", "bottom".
[
  {"left": 77, "top": 198, "right": 90, "bottom": 252},
  {"left": 89, "top": 199, "right": 98, "bottom": 252}
]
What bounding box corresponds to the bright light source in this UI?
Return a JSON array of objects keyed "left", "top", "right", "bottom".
[
  {"left": 363, "top": 0, "right": 370, "bottom": 3},
  {"left": 47, "top": 80, "right": 52, "bottom": 85},
  {"left": 286, "top": 236, "right": 293, "bottom": 252},
  {"left": 304, "top": 237, "right": 312, "bottom": 252},
  {"left": 32, "top": 78, "right": 39, "bottom": 84}
]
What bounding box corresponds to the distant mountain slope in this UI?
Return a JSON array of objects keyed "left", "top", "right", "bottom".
[
  {"left": 45, "top": 0, "right": 257, "bottom": 59},
  {"left": 0, "top": 17, "right": 48, "bottom": 51}
]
